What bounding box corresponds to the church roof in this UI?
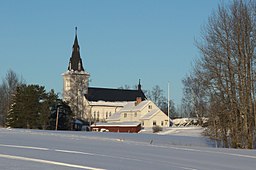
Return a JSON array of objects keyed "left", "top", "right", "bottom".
[
  {"left": 85, "top": 87, "right": 146, "bottom": 102},
  {"left": 68, "top": 27, "right": 85, "bottom": 71}
]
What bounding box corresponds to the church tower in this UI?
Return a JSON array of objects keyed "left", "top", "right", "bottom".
[{"left": 62, "top": 27, "right": 90, "bottom": 119}]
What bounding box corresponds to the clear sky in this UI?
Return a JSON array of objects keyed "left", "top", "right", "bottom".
[{"left": 0, "top": 0, "right": 221, "bottom": 106}]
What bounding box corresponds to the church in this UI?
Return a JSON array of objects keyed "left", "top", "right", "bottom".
[{"left": 62, "top": 28, "right": 169, "bottom": 129}]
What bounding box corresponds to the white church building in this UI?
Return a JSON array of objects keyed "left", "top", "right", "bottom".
[{"left": 62, "top": 28, "right": 169, "bottom": 128}]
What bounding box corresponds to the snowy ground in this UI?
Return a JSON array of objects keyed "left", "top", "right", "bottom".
[
  {"left": 0, "top": 127, "right": 256, "bottom": 170},
  {"left": 154, "top": 126, "right": 204, "bottom": 137},
  {"left": 138, "top": 126, "right": 214, "bottom": 147}
]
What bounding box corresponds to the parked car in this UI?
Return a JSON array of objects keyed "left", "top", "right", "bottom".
[{"left": 100, "top": 128, "right": 109, "bottom": 132}]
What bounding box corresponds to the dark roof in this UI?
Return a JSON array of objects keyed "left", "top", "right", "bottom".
[
  {"left": 85, "top": 87, "right": 146, "bottom": 102},
  {"left": 68, "top": 28, "right": 85, "bottom": 71}
]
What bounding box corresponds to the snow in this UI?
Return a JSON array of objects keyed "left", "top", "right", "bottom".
[
  {"left": 121, "top": 100, "right": 150, "bottom": 112},
  {"left": 172, "top": 118, "right": 208, "bottom": 127},
  {"left": 89, "top": 101, "right": 127, "bottom": 107},
  {"left": 140, "top": 108, "right": 160, "bottom": 120},
  {"left": 0, "top": 127, "right": 256, "bottom": 170},
  {"left": 106, "top": 111, "right": 121, "bottom": 121},
  {"left": 158, "top": 126, "right": 204, "bottom": 137},
  {"left": 91, "top": 121, "right": 141, "bottom": 127}
]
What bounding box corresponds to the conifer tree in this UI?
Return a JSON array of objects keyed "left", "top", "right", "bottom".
[
  {"left": 6, "top": 84, "right": 57, "bottom": 129},
  {"left": 48, "top": 99, "right": 73, "bottom": 130},
  {"left": 38, "top": 89, "right": 58, "bottom": 129}
]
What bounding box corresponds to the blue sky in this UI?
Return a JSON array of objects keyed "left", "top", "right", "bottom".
[{"left": 0, "top": 0, "right": 221, "bottom": 105}]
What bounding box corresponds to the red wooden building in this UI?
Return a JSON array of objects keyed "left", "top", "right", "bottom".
[{"left": 91, "top": 122, "right": 141, "bottom": 133}]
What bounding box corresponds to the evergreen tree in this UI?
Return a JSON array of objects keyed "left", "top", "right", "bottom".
[
  {"left": 48, "top": 99, "right": 73, "bottom": 130},
  {"left": 38, "top": 89, "right": 58, "bottom": 129},
  {"left": 6, "top": 84, "right": 57, "bottom": 129}
]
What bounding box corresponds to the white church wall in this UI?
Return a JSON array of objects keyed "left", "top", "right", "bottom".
[{"left": 89, "top": 105, "right": 123, "bottom": 122}]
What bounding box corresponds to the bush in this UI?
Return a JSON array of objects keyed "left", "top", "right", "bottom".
[{"left": 152, "top": 125, "right": 163, "bottom": 133}]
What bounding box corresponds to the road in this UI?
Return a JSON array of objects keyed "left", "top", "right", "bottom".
[{"left": 0, "top": 128, "right": 255, "bottom": 170}]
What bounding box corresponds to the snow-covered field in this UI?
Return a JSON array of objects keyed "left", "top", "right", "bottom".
[
  {"left": 156, "top": 126, "right": 205, "bottom": 137},
  {"left": 0, "top": 127, "right": 255, "bottom": 170}
]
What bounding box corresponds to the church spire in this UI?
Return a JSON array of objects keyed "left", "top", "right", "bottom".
[
  {"left": 73, "top": 27, "right": 79, "bottom": 51},
  {"left": 68, "top": 27, "right": 84, "bottom": 71}
]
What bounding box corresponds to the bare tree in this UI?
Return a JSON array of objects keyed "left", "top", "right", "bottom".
[
  {"left": 0, "top": 70, "right": 23, "bottom": 126},
  {"left": 148, "top": 85, "right": 166, "bottom": 108},
  {"left": 63, "top": 73, "right": 88, "bottom": 120},
  {"left": 182, "top": 72, "right": 208, "bottom": 125},
  {"left": 118, "top": 85, "right": 131, "bottom": 90},
  {"left": 146, "top": 85, "right": 176, "bottom": 117},
  {"left": 192, "top": 0, "right": 256, "bottom": 148}
]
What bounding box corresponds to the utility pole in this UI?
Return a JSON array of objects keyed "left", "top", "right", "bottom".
[{"left": 55, "top": 107, "right": 59, "bottom": 130}]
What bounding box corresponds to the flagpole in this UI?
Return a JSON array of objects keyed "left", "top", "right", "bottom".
[{"left": 168, "top": 82, "right": 170, "bottom": 127}]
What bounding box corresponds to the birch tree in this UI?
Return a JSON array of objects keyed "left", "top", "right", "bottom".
[
  {"left": 194, "top": 0, "right": 256, "bottom": 148},
  {"left": 0, "top": 70, "right": 23, "bottom": 126}
]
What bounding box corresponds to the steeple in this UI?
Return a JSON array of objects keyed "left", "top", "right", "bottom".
[{"left": 68, "top": 27, "right": 85, "bottom": 71}]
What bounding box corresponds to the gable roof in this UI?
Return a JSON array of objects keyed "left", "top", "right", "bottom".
[
  {"left": 121, "top": 100, "right": 150, "bottom": 112},
  {"left": 140, "top": 108, "right": 160, "bottom": 120},
  {"left": 89, "top": 101, "right": 127, "bottom": 107},
  {"left": 107, "top": 101, "right": 150, "bottom": 121},
  {"left": 91, "top": 121, "right": 140, "bottom": 127},
  {"left": 85, "top": 87, "right": 146, "bottom": 102},
  {"left": 107, "top": 100, "right": 167, "bottom": 121},
  {"left": 106, "top": 111, "right": 121, "bottom": 121}
]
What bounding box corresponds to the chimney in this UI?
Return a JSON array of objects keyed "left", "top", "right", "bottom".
[{"left": 135, "top": 97, "right": 142, "bottom": 106}]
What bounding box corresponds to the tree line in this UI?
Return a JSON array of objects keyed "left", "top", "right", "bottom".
[
  {"left": 182, "top": 0, "right": 256, "bottom": 149},
  {"left": 0, "top": 70, "right": 73, "bottom": 130},
  {"left": 1, "top": 70, "right": 176, "bottom": 130}
]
